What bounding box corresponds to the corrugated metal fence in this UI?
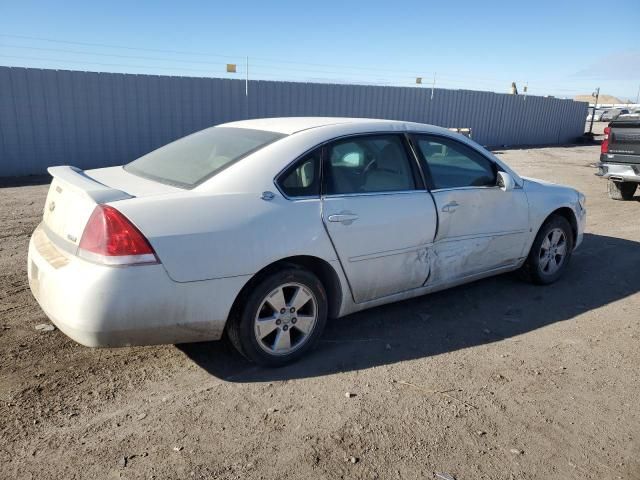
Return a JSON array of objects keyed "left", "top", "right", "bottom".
[{"left": 0, "top": 66, "right": 588, "bottom": 177}]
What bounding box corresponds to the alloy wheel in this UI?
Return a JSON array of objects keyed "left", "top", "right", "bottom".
[
  {"left": 538, "top": 227, "right": 567, "bottom": 275},
  {"left": 253, "top": 282, "right": 318, "bottom": 356}
]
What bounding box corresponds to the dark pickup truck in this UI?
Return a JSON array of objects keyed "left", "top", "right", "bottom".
[{"left": 596, "top": 119, "right": 640, "bottom": 200}]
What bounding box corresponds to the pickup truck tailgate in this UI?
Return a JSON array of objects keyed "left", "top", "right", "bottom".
[{"left": 605, "top": 120, "right": 640, "bottom": 163}]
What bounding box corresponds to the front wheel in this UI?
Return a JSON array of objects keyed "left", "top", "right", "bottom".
[
  {"left": 226, "top": 268, "right": 328, "bottom": 367},
  {"left": 519, "top": 215, "right": 574, "bottom": 285}
]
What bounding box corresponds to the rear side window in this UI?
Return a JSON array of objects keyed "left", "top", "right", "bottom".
[
  {"left": 125, "top": 127, "right": 285, "bottom": 188},
  {"left": 416, "top": 136, "right": 497, "bottom": 189},
  {"left": 324, "top": 135, "right": 418, "bottom": 195},
  {"left": 277, "top": 149, "right": 320, "bottom": 198}
]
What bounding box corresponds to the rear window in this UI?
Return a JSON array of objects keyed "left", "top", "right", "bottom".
[{"left": 125, "top": 127, "right": 286, "bottom": 188}]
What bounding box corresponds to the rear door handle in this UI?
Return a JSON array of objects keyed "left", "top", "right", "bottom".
[
  {"left": 441, "top": 201, "right": 459, "bottom": 213},
  {"left": 327, "top": 213, "right": 359, "bottom": 225}
]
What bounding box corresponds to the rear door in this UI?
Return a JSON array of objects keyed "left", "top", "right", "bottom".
[
  {"left": 411, "top": 135, "right": 529, "bottom": 283},
  {"left": 321, "top": 134, "right": 437, "bottom": 303}
]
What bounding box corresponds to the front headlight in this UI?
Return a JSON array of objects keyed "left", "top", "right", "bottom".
[{"left": 578, "top": 192, "right": 586, "bottom": 210}]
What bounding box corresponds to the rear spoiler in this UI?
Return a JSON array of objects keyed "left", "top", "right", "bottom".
[{"left": 47, "top": 166, "right": 132, "bottom": 204}]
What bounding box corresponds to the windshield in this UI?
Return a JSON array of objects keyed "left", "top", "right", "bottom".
[{"left": 125, "top": 127, "right": 286, "bottom": 188}]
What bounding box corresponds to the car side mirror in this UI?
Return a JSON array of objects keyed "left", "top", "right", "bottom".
[{"left": 497, "top": 171, "right": 515, "bottom": 191}]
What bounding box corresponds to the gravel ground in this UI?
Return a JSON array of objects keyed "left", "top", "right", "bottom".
[{"left": 1, "top": 142, "right": 638, "bottom": 480}]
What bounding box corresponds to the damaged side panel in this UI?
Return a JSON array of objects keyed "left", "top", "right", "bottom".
[
  {"left": 426, "top": 187, "right": 530, "bottom": 285},
  {"left": 426, "top": 233, "right": 525, "bottom": 287},
  {"left": 347, "top": 245, "right": 432, "bottom": 302},
  {"left": 322, "top": 192, "right": 437, "bottom": 304}
]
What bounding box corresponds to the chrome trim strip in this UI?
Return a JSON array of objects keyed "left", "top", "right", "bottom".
[
  {"left": 430, "top": 184, "right": 523, "bottom": 193},
  {"left": 431, "top": 185, "right": 502, "bottom": 193},
  {"left": 322, "top": 189, "right": 429, "bottom": 199},
  {"left": 77, "top": 249, "right": 159, "bottom": 266}
]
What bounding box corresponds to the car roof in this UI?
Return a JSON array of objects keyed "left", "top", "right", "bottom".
[{"left": 220, "top": 117, "right": 429, "bottom": 135}]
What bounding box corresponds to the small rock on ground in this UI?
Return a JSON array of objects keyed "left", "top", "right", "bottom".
[
  {"left": 35, "top": 324, "right": 55, "bottom": 332},
  {"left": 435, "top": 473, "right": 456, "bottom": 480}
]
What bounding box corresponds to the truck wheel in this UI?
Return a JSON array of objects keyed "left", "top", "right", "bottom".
[
  {"left": 607, "top": 180, "right": 637, "bottom": 200},
  {"left": 227, "top": 268, "right": 328, "bottom": 367},
  {"left": 518, "top": 215, "right": 574, "bottom": 285}
]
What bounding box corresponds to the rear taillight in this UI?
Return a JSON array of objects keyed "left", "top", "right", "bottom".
[
  {"left": 601, "top": 127, "right": 610, "bottom": 154},
  {"left": 78, "top": 205, "right": 159, "bottom": 266}
]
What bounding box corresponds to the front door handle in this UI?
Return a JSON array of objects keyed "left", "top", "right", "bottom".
[
  {"left": 441, "top": 201, "right": 459, "bottom": 213},
  {"left": 327, "top": 212, "right": 359, "bottom": 225}
]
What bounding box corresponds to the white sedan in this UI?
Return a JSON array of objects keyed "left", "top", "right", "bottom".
[{"left": 28, "top": 118, "right": 586, "bottom": 366}]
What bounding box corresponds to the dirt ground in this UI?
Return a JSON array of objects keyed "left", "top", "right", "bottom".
[{"left": 1, "top": 141, "right": 639, "bottom": 480}]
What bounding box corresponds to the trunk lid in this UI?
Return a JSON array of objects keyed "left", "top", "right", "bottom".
[
  {"left": 43, "top": 166, "right": 132, "bottom": 247},
  {"left": 42, "top": 166, "right": 180, "bottom": 249}
]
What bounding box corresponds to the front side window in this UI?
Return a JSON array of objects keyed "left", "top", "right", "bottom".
[
  {"left": 277, "top": 149, "right": 320, "bottom": 197},
  {"left": 125, "top": 127, "right": 285, "bottom": 188},
  {"left": 324, "top": 135, "right": 417, "bottom": 195},
  {"left": 416, "top": 136, "right": 497, "bottom": 190}
]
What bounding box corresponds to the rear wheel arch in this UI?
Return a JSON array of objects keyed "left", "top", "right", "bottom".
[{"left": 227, "top": 255, "right": 343, "bottom": 328}]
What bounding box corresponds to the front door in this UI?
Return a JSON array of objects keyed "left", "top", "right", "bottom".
[
  {"left": 321, "top": 134, "right": 437, "bottom": 303},
  {"left": 412, "top": 134, "right": 529, "bottom": 284}
]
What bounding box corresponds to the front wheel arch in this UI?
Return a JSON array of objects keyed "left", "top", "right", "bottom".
[
  {"left": 526, "top": 207, "right": 578, "bottom": 255},
  {"left": 525, "top": 206, "right": 578, "bottom": 259},
  {"left": 542, "top": 207, "right": 578, "bottom": 246}
]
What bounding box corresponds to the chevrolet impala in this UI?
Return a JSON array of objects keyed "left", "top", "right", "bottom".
[{"left": 28, "top": 118, "right": 586, "bottom": 366}]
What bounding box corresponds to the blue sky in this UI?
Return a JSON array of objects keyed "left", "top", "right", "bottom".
[{"left": 1, "top": 0, "right": 639, "bottom": 100}]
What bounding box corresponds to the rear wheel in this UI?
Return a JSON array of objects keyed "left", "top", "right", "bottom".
[
  {"left": 227, "top": 268, "right": 327, "bottom": 367},
  {"left": 607, "top": 180, "right": 637, "bottom": 201},
  {"left": 519, "top": 215, "right": 574, "bottom": 285}
]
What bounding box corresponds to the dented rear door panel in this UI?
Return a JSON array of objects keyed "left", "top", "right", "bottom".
[{"left": 322, "top": 192, "right": 437, "bottom": 303}]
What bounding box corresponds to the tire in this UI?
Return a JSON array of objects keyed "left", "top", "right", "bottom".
[
  {"left": 607, "top": 180, "right": 637, "bottom": 201},
  {"left": 226, "top": 268, "right": 328, "bottom": 367},
  {"left": 519, "top": 215, "right": 574, "bottom": 285}
]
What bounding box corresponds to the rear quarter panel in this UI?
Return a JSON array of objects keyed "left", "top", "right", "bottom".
[{"left": 112, "top": 193, "right": 337, "bottom": 283}]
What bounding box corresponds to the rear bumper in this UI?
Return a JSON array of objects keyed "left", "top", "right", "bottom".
[
  {"left": 28, "top": 224, "right": 250, "bottom": 347},
  {"left": 595, "top": 162, "right": 640, "bottom": 182}
]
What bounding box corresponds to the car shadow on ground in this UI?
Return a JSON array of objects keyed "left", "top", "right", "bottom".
[{"left": 177, "top": 233, "right": 640, "bottom": 382}]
